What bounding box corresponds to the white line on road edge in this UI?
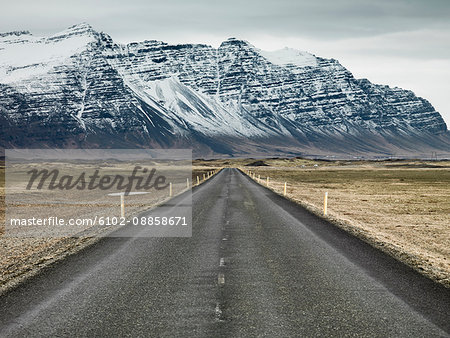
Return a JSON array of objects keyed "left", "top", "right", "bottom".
[{"left": 220, "top": 258, "right": 225, "bottom": 266}]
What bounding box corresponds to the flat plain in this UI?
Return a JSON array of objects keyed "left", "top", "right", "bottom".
[
  {"left": 0, "top": 161, "right": 215, "bottom": 292},
  {"left": 207, "top": 158, "right": 449, "bottom": 287},
  {"left": 1, "top": 158, "right": 449, "bottom": 291}
]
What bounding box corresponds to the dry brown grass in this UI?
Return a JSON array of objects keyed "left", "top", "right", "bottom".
[
  {"left": 0, "top": 162, "right": 216, "bottom": 293},
  {"left": 2, "top": 157, "right": 448, "bottom": 289},
  {"left": 242, "top": 163, "right": 450, "bottom": 287}
]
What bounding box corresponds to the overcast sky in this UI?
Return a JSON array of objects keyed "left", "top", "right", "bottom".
[{"left": 2, "top": 0, "right": 450, "bottom": 126}]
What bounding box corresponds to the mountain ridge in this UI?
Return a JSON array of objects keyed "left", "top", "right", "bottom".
[{"left": 0, "top": 23, "right": 449, "bottom": 158}]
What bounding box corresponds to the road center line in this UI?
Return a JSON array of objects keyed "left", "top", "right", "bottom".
[
  {"left": 215, "top": 303, "right": 224, "bottom": 322},
  {"left": 218, "top": 273, "right": 225, "bottom": 286}
]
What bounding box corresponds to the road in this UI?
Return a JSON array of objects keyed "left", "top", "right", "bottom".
[{"left": 0, "top": 168, "right": 449, "bottom": 337}]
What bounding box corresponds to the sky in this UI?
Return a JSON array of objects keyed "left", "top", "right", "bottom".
[{"left": 1, "top": 0, "right": 450, "bottom": 126}]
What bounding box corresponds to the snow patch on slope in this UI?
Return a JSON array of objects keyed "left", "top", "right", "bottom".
[
  {"left": 0, "top": 27, "right": 95, "bottom": 83},
  {"left": 145, "top": 77, "right": 274, "bottom": 137},
  {"left": 260, "top": 47, "right": 318, "bottom": 68}
]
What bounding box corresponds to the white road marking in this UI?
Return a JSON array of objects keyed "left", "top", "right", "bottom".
[
  {"left": 220, "top": 258, "right": 225, "bottom": 266},
  {"left": 215, "top": 303, "right": 224, "bottom": 321},
  {"left": 218, "top": 273, "right": 225, "bottom": 286}
]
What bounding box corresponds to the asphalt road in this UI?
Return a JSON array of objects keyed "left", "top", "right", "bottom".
[{"left": 0, "top": 168, "right": 449, "bottom": 337}]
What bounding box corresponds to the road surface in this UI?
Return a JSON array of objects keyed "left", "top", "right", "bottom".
[{"left": 0, "top": 168, "right": 449, "bottom": 337}]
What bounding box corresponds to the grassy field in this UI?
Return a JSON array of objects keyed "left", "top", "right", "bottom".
[
  {"left": 1, "top": 158, "right": 449, "bottom": 289},
  {"left": 0, "top": 162, "right": 217, "bottom": 293},
  {"left": 235, "top": 159, "right": 450, "bottom": 287}
]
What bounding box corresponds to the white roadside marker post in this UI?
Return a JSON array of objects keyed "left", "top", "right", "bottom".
[
  {"left": 266, "top": 176, "right": 269, "bottom": 187},
  {"left": 203, "top": 173, "right": 206, "bottom": 181},
  {"left": 108, "top": 192, "right": 149, "bottom": 219},
  {"left": 169, "top": 182, "right": 173, "bottom": 197},
  {"left": 324, "top": 192, "right": 328, "bottom": 215},
  {"left": 284, "top": 182, "right": 287, "bottom": 196},
  {"left": 258, "top": 174, "right": 260, "bottom": 183},
  {"left": 197, "top": 176, "right": 200, "bottom": 185},
  {"left": 120, "top": 194, "right": 125, "bottom": 218}
]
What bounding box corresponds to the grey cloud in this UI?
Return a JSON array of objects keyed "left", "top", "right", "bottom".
[
  {"left": 1, "top": 0, "right": 449, "bottom": 123},
  {"left": 2, "top": 0, "right": 450, "bottom": 40}
]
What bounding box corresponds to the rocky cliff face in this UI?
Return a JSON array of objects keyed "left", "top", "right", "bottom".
[{"left": 0, "top": 23, "right": 448, "bottom": 158}]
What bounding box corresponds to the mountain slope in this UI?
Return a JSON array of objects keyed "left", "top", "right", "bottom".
[{"left": 0, "top": 23, "right": 449, "bottom": 158}]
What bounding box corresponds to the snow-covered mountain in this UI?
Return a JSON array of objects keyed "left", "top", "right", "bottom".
[{"left": 1, "top": 23, "right": 449, "bottom": 158}]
